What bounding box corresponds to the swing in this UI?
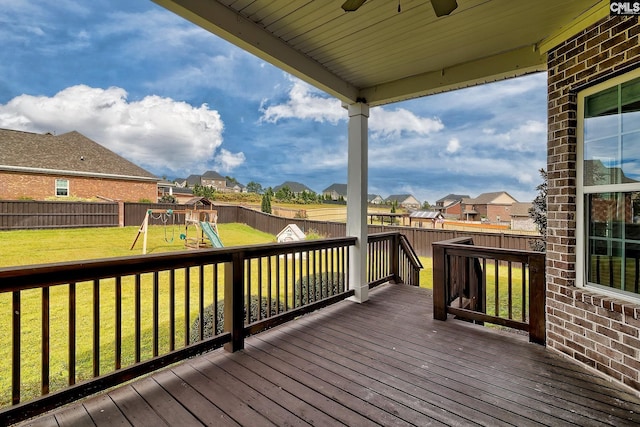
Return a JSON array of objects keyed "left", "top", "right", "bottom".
[{"left": 149, "top": 209, "right": 175, "bottom": 243}]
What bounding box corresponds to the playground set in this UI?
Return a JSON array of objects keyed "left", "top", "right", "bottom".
[{"left": 130, "top": 208, "right": 223, "bottom": 254}]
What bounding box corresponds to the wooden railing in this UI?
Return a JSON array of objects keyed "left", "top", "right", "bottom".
[
  {"left": 0, "top": 232, "right": 419, "bottom": 425},
  {"left": 432, "top": 237, "right": 546, "bottom": 345}
]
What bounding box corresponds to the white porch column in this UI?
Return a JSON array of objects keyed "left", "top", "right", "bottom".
[{"left": 345, "top": 101, "right": 369, "bottom": 303}]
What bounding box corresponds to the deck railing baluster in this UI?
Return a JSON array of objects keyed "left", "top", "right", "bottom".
[
  {"left": 153, "top": 271, "right": 159, "bottom": 356},
  {"left": 199, "top": 265, "right": 205, "bottom": 342},
  {"left": 93, "top": 279, "right": 100, "bottom": 377},
  {"left": 42, "top": 286, "right": 50, "bottom": 395},
  {"left": 68, "top": 283, "right": 76, "bottom": 385},
  {"left": 169, "top": 269, "right": 175, "bottom": 351},
  {"left": 134, "top": 274, "right": 141, "bottom": 362},
  {"left": 184, "top": 268, "right": 190, "bottom": 346},
  {"left": 12, "top": 291, "right": 20, "bottom": 405},
  {"left": 115, "top": 276, "right": 122, "bottom": 370}
]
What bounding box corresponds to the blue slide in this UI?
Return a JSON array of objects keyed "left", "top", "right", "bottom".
[{"left": 200, "top": 222, "right": 223, "bottom": 248}]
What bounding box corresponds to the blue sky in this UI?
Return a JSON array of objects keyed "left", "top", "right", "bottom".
[{"left": 0, "top": 0, "right": 547, "bottom": 204}]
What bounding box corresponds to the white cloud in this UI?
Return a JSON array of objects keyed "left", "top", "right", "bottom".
[
  {"left": 446, "top": 137, "right": 460, "bottom": 153},
  {"left": 0, "top": 85, "right": 242, "bottom": 175},
  {"left": 259, "top": 79, "right": 445, "bottom": 141},
  {"left": 214, "top": 148, "right": 246, "bottom": 172},
  {"left": 370, "top": 107, "right": 443, "bottom": 138},
  {"left": 259, "top": 80, "right": 344, "bottom": 124}
]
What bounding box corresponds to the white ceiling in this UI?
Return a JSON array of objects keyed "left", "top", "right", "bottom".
[{"left": 154, "top": 0, "right": 608, "bottom": 106}]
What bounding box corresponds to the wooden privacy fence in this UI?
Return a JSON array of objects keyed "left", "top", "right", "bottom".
[
  {"left": 0, "top": 200, "right": 540, "bottom": 257},
  {"left": 0, "top": 201, "right": 119, "bottom": 229}
]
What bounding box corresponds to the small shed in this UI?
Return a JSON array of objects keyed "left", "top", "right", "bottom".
[
  {"left": 277, "top": 224, "right": 306, "bottom": 242},
  {"left": 409, "top": 211, "right": 445, "bottom": 228}
]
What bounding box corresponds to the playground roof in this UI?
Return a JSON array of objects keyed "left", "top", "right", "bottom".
[{"left": 0, "top": 128, "right": 158, "bottom": 181}]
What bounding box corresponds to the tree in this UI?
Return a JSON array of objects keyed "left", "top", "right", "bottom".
[
  {"left": 275, "top": 185, "right": 294, "bottom": 203},
  {"left": 193, "top": 184, "right": 216, "bottom": 200},
  {"left": 529, "top": 168, "right": 547, "bottom": 252},
  {"left": 246, "top": 181, "right": 263, "bottom": 194},
  {"left": 261, "top": 191, "right": 272, "bottom": 214},
  {"left": 421, "top": 200, "right": 431, "bottom": 210}
]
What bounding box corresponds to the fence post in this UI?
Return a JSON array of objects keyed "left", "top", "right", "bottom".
[
  {"left": 224, "top": 252, "right": 245, "bottom": 352},
  {"left": 432, "top": 242, "right": 447, "bottom": 320},
  {"left": 118, "top": 201, "right": 125, "bottom": 227},
  {"left": 391, "top": 233, "right": 400, "bottom": 283},
  {"left": 528, "top": 253, "right": 546, "bottom": 345}
]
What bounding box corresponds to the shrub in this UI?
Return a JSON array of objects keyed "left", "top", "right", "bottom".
[
  {"left": 293, "top": 273, "right": 345, "bottom": 306},
  {"left": 189, "top": 296, "right": 285, "bottom": 341}
]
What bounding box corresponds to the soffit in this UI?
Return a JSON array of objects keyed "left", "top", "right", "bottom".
[{"left": 154, "top": 0, "right": 608, "bottom": 106}]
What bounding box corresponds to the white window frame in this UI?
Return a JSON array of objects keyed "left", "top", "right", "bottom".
[
  {"left": 577, "top": 68, "right": 640, "bottom": 301},
  {"left": 55, "top": 179, "right": 69, "bottom": 197}
]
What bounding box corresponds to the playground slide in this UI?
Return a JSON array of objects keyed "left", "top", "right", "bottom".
[{"left": 200, "top": 222, "right": 224, "bottom": 248}]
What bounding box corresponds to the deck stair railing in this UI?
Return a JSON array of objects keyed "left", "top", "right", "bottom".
[
  {"left": 0, "top": 231, "right": 420, "bottom": 425},
  {"left": 432, "top": 237, "right": 545, "bottom": 345},
  {"left": 367, "top": 232, "right": 423, "bottom": 287}
]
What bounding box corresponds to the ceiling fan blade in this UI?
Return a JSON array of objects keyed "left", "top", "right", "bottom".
[
  {"left": 431, "top": 0, "right": 458, "bottom": 17},
  {"left": 342, "top": 0, "right": 367, "bottom": 12}
]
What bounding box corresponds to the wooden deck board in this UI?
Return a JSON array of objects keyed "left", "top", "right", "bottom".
[{"left": 17, "top": 284, "right": 640, "bottom": 427}]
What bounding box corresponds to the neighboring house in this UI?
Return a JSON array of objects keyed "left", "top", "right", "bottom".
[
  {"left": 323, "top": 183, "right": 348, "bottom": 201},
  {"left": 385, "top": 194, "right": 421, "bottom": 210},
  {"left": 225, "top": 180, "right": 246, "bottom": 193},
  {"left": 175, "top": 171, "right": 245, "bottom": 193},
  {"left": 460, "top": 191, "right": 518, "bottom": 223},
  {"left": 368, "top": 194, "right": 384, "bottom": 204},
  {"left": 434, "top": 194, "right": 469, "bottom": 218},
  {"left": 510, "top": 202, "right": 536, "bottom": 232},
  {"left": 273, "top": 181, "right": 315, "bottom": 196},
  {"left": 409, "top": 210, "right": 444, "bottom": 228},
  {"left": 0, "top": 128, "right": 158, "bottom": 201},
  {"left": 158, "top": 182, "right": 195, "bottom": 204},
  {"left": 201, "top": 170, "right": 228, "bottom": 189}
]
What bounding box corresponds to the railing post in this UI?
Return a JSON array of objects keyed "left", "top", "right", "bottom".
[
  {"left": 432, "top": 243, "right": 447, "bottom": 320},
  {"left": 391, "top": 233, "right": 400, "bottom": 283},
  {"left": 224, "top": 252, "right": 245, "bottom": 352},
  {"left": 528, "top": 253, "right": 546, "bottom": 345}
]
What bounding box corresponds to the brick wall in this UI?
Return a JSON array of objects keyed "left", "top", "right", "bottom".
[
  {"left": 0, "top": 171, "right": 157, "bottom": 202},
  {"left": 547, "top": 16, "right": 640, "bottom": 393}
]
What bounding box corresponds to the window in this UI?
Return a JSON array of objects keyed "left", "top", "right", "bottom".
[
  {"left": 578, "top": 70, "right": 640, "bottom": 299},
  {"left": 55, "top": 179, "right": 69, "bottom": 197}
]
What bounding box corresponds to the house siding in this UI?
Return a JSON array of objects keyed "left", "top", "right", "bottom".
[
  {"left": 0, "top": 171, "right": 157, "bottom": 202},
  {"left": 547, "top": 16, "right": 640, "bottom": 392}
]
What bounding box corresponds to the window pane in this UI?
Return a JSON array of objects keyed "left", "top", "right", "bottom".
[
  {"left": 622, "top": 131, "right": 640, "bottom": 182},
  {"left": 55, "top": 179, "right": 69, "bottom": 197},
  {"left": 584, "top": 136, "right": 621, "bottom": 185},
  {"left": 588, "top": 238, "right": 622, "bottom": 288}
]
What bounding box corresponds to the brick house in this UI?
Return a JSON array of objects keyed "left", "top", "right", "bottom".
[
  {"left": 0, "top": 128, "right": 158, "bottom": 201},
  {"left": 460, "top": 191, "right": 518, "bottom": 223},
  {"left": 545, "top": 13, "right": 640, "bottom": 393},
  {"left": 435, "top": 193, "right": 469, "bottom": 218},
  {"left": 273, "top": 181, "right": 315, "bottom": 196}
]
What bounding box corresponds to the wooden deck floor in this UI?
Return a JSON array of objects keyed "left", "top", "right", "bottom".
[{"left": 18, "top": 284, "right": 640, "bottom": 427}]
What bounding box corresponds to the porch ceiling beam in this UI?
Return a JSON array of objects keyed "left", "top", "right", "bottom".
[
  {"left": 359, "top": 45, "right": 546, "bottom": 106},
  {"left": 152, "top": 0, "right": 360, "bottom": 104}
]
